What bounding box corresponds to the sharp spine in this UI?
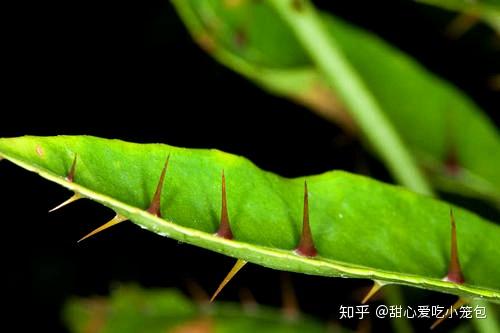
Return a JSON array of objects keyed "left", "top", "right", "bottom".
[
  {"left": 78, "top": 214, "right": 128, "bottom": 242},
  {"left": 49, "top": 193, "right": 82, "bottom": 212},
  {"left": 66, "top": 154, "right": 78, "bottom": 182},
  {"left": 216, "top": 170, "right": 233, "bottom": 239},
  {"left": 281, "top": 273, "right": 300, "bottom": 320},
  {"left": 147, "top": 155, "right": 170, "bottom": 217},
  {"left": 444, "top": 209, "right": 464, "bottom": 284},
  {"left": 430, "top": 297, "right": 468, "bottom": 330},
  {"left": 361, "top": 280, "right": 387, "bottom": 304},
  {"left": 210, "top": 259, "right": 247, "bottom": 302},
  {"left": 295, "top": 181, "right": 317, "bottom": 257},
  {"left": 185, "top": 279, "right": 210, "bottom": 305},
  {"left": 49, "top": 155, "right": 81, "bottom": 212},
  {"left": 239, "top": 288, "right": 258, "bottom": 313}
]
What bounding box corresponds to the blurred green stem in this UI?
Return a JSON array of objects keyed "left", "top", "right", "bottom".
[
  {"left": 268, "top": 2, "right": 500, "bottom": 332},
  {"left": 384, "top": 286, "right": 414, "bottom": 333},
  {"left": 268, "top": 2, "right": 433, "bottom": 333},
  {"left": 268, "top": 0, "right": 433, "bottom": 196},
  {"left": 471, "top": 299, "right": 500, "bottom": 333}
]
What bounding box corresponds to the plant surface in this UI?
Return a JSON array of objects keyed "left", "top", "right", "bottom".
[
  {"left": 64, "top": 284, "right": 335, "bottom": 333},
  {"left": 0, "top": 136, "right": 498, "bottom": 302}
]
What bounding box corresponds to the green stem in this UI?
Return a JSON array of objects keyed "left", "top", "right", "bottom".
[
  {"left": 267, "top": 2, "right": 433, "bottom": 332},
  {"left": 384, "top": 286, "right": 414, "bottom": 333},
  {"left": 268, "top": 0, "right": 433, "bottom": 196},
  {"left": 471, "top": 299, "right": 499, "bottom": 333}
]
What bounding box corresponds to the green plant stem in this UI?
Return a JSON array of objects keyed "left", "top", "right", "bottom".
[
  {"left": 267, "top": 1, "right": 500, "bottom": 330},
  {"left": 267, "top": 2, "right": 435, "bottom": 332},
  {"left": 268, "top": 0, "right": 433, "bottom": 197},
  {"left": 471, "top": 299, "right": 500, "bottom": 333},
  {"left": 384, "top": 286, "right": 414, "bottom": 333},
  {"left": 2, "top": 136, "right": 499, "bottom": 301}
]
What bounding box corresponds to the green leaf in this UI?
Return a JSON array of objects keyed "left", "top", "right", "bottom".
[
  {"left": 65, "top": 286, "right": 196, "bottom": 333},
  {"left": 171, "top": 0, "right": 500, "bottom": 205},
  {"left": 0, "top": 136, "right": 499, "bottom": 302},
  {"left": 64, "top": 284, "right": 331, "bottom": 333},
  {"left": 416, "top": 0, "right": 500, "bottom": 32}
]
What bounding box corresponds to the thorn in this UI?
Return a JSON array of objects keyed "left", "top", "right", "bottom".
[
  {"left": 295, "top": 181, "right": 317, "bottom": 257},
  {"left": 443, "top": 108, "right": 461, "bottom": 176},
  {"left": 444, "top": 147, "right": 461, "bottom": 176},
  {"left": 185, "top": 279, "right": 210, "bottom": 305},
  {"left": 234, "top": 28, "right": 247, "bottom": 48},
  {"left": 196, "top": 33, "right": 216, "bottom": 54},
  {"left": 291, "top": 0, "right": 304, "bottom": 12},
  {"left": 210, "top": 259, "right": 247, "bottom": 302},
  {"left": 444, "top": 209, "right": 464, "bottom": 284},
  {"left": 361, "top": 280, "right": 387, "bottom": 304},
  {"left": 216, "top": 170, "right": 233, "bottom": 239},
  {"left": 49, "top": 193, "right": 82, "bottom": 212},
  {"left": 66, "top": 154, "right": 78, "bottom": 182},
  {"left": 489, "top": 74, "right": 500, "bottom": 91},
  {"left": 239, "top": 287, "right": 258, "bottom": 313},
  {"left": 357, "top": 318, "right": 372, "bottom": 333},
  {"left": 281, "top": 273, "right": 300, "bottom": 320},
  {"left": 78, "top": 214, "right": 128, "bottom": 242},
  {"left": 36, "top": 145, "right": 44, "bottom": 157},
  {"left": 430, "top": 297, "right": 468, "bottom": 330},
  {"left": 147, "top": 155, "right": 170, "bottom": 217},
  {"left": 445, "top": 12, "right": 479, "bottom": 39}
]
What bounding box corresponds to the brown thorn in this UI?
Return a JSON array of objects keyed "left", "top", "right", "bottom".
[
  {"left": 239, "top": 287, "right": 258, "bottom": 313},
  {"left": 444, "top": 209, "right": 464, "bottom": 284},
  {"left": 291, "top": 0, "right": 304, "bottom": 12},
  {"left": 196, "top": 33, "right": 216, "bottom": 54},
  {"left": 445, "top": 12, "right": 479, "bottom": 39},
  {"left": 216, "top": 170, "right": 233, "bottom": 239},
  {"left": 444, "top": 148, "right": 460, "bottom": 175},
  {"left": 489, "top": 74, "right": 500, "bottom": 91},
  {"left": 361, "top": 280, "right": 387, "bottom": 304},
  {"left": 210, "top": 259, "right": 247, "bottom": 302},
  {"left": 295, "top": 181, "right": 317, "bottom": 257},
  {"left": 357, "top": 318, "right": 372, "bottom": 333},
  {"left": 147, "top": 155, "right": 170, "bottom": 217},
  {"left": 78, "top": 214, "right": 128, "bottom": 243},
  {"left": 281, "top": 273, "right": 300, "bottom": 320},
  {"left": 443, "top": 108, "right": 461, "bottom": 176},
  {"left": 234, "top": 28, "right": 247, "bottom": 48},
  {"left": 185, "top": 279, "right": 210, "bottom": 305},
  {"left": 49, "top": 193, "right": 82, "bottom": 213},
  {"left": 430, "top": 297, "right": 468, "bottom": 330},
  {"left": 66, "top": 154, "right": 78, "bottom": 182}
]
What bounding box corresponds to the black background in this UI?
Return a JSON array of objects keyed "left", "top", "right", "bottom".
[{"left": 2, "top": 0, "right": 499, "bottom": 332}]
